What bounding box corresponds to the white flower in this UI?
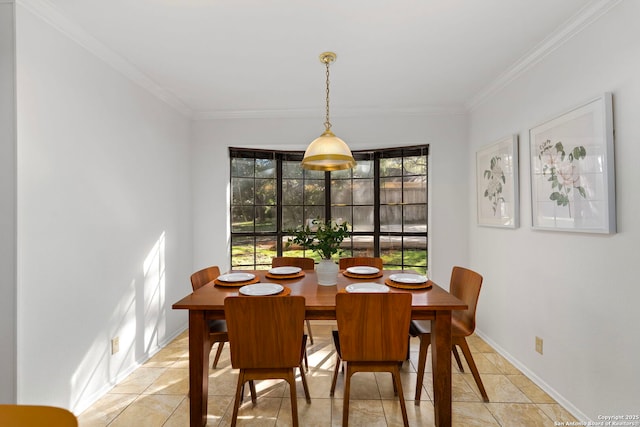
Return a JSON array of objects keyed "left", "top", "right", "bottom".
[
  {"left": 557, "top": 162, "right": 580, "bottom": 187},
  {"left": 486, "top": 178, "right": 501, "bottom": 195}
]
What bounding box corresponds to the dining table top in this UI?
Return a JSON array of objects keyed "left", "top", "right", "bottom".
[{"left": 172, "top": 269, "right": 467, "bottom": 319}]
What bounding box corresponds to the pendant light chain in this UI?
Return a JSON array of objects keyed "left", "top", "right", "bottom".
[{"left": 324, "top": 60, "right": 332, "bottom": 132}]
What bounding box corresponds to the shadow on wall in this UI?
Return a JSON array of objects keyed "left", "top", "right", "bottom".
[{"left": 70, "top": 232, "right": 166, "bottom": 412}]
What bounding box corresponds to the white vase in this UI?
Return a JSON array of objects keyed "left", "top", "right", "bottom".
[{"left": 316, "top": 259, "right": 339, "bottom": 286}]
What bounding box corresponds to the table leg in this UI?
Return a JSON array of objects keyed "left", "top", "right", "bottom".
[
  {"left": 431, "top": 310, "right": 452, "bottom": 427},
  {"left": 189, "top": 310, "right": 210, "bottom": 427}
]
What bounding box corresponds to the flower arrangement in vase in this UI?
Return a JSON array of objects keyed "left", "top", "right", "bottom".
[{"left": 287, "top": 219, "right": 350, "bottom": 285}]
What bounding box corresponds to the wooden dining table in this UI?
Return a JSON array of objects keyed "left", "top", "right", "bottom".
[{"left": 172, "top": 269, "right": 467, "bottom": 427}]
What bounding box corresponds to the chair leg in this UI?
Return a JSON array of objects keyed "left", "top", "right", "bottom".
[
  {"left": 299, "top": 366, "right": 311, "bottom": 403},
  {"left": 231, "top": 371, "right": 245, "bottom": 427},
  {"left": 457, "top": 337, "right": 489, "bottom": 402},
  {"left": 392, "top": 365, "right": 409, "bottom": 427},
  {"left": 414, "top": 333, "right": 430, "bottom": 403},
  {"left": 212, "top": 342, "right": 224, "bottom": 369},
  {"left": 249, "top": 380, "right": 257, "bottom": 404},
  {"left": 342, "top": 364, "right": 353, "bottom": 427},
  {"left": 330, "top": 355, "right": 341, "bottom": 396},
  {"left": 286, "top": 370, "right": 299, "bottom": 427},
  {"left": 452, "top": 345, "right": 464, "bottom": 372},
  {"left": 305, "top": 320, "right": 314, "bottom": 344}
]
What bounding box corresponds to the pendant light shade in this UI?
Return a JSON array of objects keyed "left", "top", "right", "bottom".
[{"left": 302, "top": 52, "right": 356, "bottom": 171}]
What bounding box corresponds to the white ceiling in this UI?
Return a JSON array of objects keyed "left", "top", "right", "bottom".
[{"left": 26, "top": 0, "right": 609, "bottom": 118}]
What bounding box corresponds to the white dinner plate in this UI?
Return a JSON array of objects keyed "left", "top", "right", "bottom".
[
  {"left": 389, "top": 273, "right": 428, "bottom": 284},
  {"left": 239, "top": 283, "right": 284, "bottom": 296},
  {"left": 217, "top": 272, "right": 256, "bottom": 282},
  {"left": 346, "top": 266, "right": 380, "bottom": 275},
  {"left": 345, "top": 283, "right": 389, "bottom": 293},
  {"left": 268, "top": 266, "right": 302, "bottom": 275}
]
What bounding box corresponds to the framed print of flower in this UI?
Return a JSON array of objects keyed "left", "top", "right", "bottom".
[
  {"left": 476, "top": 135, "right": 519, "bottom": 228},
  {"left": 529, "top": 93, "right": 616, "bottom": 233}
]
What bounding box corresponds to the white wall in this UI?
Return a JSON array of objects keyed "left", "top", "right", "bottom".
[
  {"left": 0, "top": 0, "right": 17, "bottom": 403},
  {"left": 16, "top": 6, "right": 192, "bottom": 413},
  {"left": 468, "top": 0, "right": 640, "bottom": 420},
  {"left": 191, "top": 113, "right": 469, "bottom": 287}
]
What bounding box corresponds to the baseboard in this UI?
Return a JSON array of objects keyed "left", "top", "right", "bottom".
[{"left": 474, "top": 329, "right": 591, "bottom": 422}]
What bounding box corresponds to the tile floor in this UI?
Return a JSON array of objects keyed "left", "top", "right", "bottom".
[{"left": 78, "top": 323, "right": 579, "bottom": 426}]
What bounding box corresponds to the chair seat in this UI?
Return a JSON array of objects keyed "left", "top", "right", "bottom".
[{"left": 410, "top": 318, "right": 473, "bottom": 338}]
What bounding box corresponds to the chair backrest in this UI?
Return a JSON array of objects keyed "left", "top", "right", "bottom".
[
  {"left": 272, "top": 257, "right": 315, "bottom": 270},
  {"left": 190, "top": 266, "right": 221, "bottom": 291},
  {"left": 225, "top": 296, "right": 306, "bottom": 369},
  {"left": 338, "top": 257, "right": 383, "bottom": 270},
  {"left": 0, "top": 405, "right": 78, "bottom": 427},
  {"left": 449, "top": 266, "right": 483, "bottom": 336},
  {"left": 336, "top": 292, "right": 411, "bottom": 362}
]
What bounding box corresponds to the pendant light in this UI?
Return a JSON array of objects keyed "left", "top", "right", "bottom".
[{"left": 301, "top": 52, "right": 356, "bottom": 171}]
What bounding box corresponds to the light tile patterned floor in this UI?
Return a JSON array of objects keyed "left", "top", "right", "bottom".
[{"left": 78, "top": 323, "right": 579, "bottom": 426}]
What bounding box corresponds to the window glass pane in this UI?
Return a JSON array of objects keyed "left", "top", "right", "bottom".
[
  {"left": 352, "top": 235, "right": 375, "bottom": 258},
  {"left": 331, "top": 206, "right": 352, "bottom": 227},
  {"left": 232, "top": 158, "right": 254, "bottom": 177},
  {"left": 255, "top": 159, "right": 275, "bottom": 178},
  {"left": 381, "top": 205, "right": 402, "bottom": 232},
  {"left": 403, "top": 176, "right": 426, "bottom": 203},
  {"left": 380, "top": 158, "right": 402, "bottom": 177},
  {"left": 283, "top": 179, "right": 303, "bottom": 205},
  {"left": 331, "top": 179, "right": 352, "bottom": 205},
  {"left": 304, "top": 206, "right": 324, "bottom": 225},
  {"left": 353, "top": 161, "right": 374, "bottom": 178},
  {"left": 255, "top": 206, "right": 276, "bottom": 232},
  {"left": 403, "top": 155, "right": 427, "bottom": 175},
  {"left": 331, "top": 168, "right": 351, "bottom": 180},
  {"left": 353, "top": 179, "right": 374, "bottom": 204},
  {"left": 231, "top": 206, "right": 254, "bottom": 232},
  {"left": 232, "top": 235, "right": 254, "bottom": 267},
  {"left": 304, "top": 169, "right": 325, "bottom": 180},
  {"left": 380, "top": 235, "right": 402, "bottom": 267},
  {"left": 282, "top": 206, "right": 303, "bottom": 231},
  {"left": 380, "top": 177, "right": 402, "bottom": 204},
  {"left": 232, "top": 178, "right": 254, "bottom": 205},
  {"left": 304, "top": 179, "right": 325, "bottom": 205},
  {"left": 283, "top": 161, "right": 303, "bottom": 179},
  {"left": 352, "top": 206, "right": 374, "bottom": 232},
  {"left": 403, "top": 205, "right": 427, "bottom": 232},
  {"left": 256, "top": 236, "right": 276, "bottom": 268},
  {"left": 255, "top": 178, "right": 276, "bottom": 205}
]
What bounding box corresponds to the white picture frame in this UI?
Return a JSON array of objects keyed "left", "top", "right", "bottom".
[
  {"left": 529, "top": 93, "right": 616, "bottom": 233},
  {"left": 476, "top": 135, "right": 519, "bottom": 228}
]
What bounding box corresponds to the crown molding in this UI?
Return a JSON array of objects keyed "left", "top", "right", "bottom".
[
  {"left": 192, "top": 105, "right": 467, "bottom": 121},
  {"left": 17, "top": 0, "right": 193, "bottom": 117},
  {"left": 466, "top": 0, "right": 622, "bottom": 111}
]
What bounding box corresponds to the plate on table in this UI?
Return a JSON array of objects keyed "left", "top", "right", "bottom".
[
  {"left": 239, "top": 283, "right": 284, "bottom": 296},
  {"left": 217, "top": 272, "right": 256, "bottom": 282},
  {"left": 345, "top": 283, "right": 389, "bottom": 293},
  {"left": 389, "top": 273, "right": 428, "bottom": 284},
  {"left": 268, "top": 266, "right": 302, "bottom": 275},
  {"left": 346, "top": 266, "right": 380, "bottom": 275}
]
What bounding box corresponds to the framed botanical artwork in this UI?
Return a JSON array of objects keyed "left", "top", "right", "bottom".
[
  {"left": 476, "top": 135, "right": 519, "bottom": 228},
  {"left": 529, "top": 93, "right": 615, "bottom": 233}
]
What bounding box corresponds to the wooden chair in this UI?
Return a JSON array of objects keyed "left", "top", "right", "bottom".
[
  {"left": 338, "top": 257, "right": 383, "bottom": 270},
  {"left": 190, "top": 266, "right": 228, "bottom": 369},
  {"left": 272, "top": 257, "right": 316, "bottom": 344},
  {"left": 410, "top": 266, "right": 489, "bottom": 402},
  {"left": 332, "top": 292, "right": 412, "bottom": 427},
  {"left": 225, "top": 296, "right": 310, "bottom": 427},
  {"left": 0, "top": 405, "right": 78, "bottom": 426}
]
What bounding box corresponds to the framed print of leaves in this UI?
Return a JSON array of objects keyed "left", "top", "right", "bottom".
[
  {"left": 476, "top": 135, "right": 519, "bottom": 228},
  {"left": 529, "top": 93, "right": 616, "bottom": 233}
]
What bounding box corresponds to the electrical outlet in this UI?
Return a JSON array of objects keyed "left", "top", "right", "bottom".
[
  {"left": 111, "top": 337, "right": 120, "bottom": 355},
  {"left": 535, "top": 336, "right": 543, "bottom": 355}
]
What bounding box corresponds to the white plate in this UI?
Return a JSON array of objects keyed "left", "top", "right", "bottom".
[
  {"left": 346, "top": 266, "right": 380, "bottom": 275},
  {"left": 239, "top": 283, "right": 284, "bottom": 296},
  {"left": 217, "top": 272, "right": 256, "bottom": 282},
  {"left": 268, "top": 266, "right": 302, "bottom": 275},
  {"left": 345, "top": 283, "right": 389, "bottom": 293},
  {"left": 389, "top": 273, "right": 428, "bottom": 284}
]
